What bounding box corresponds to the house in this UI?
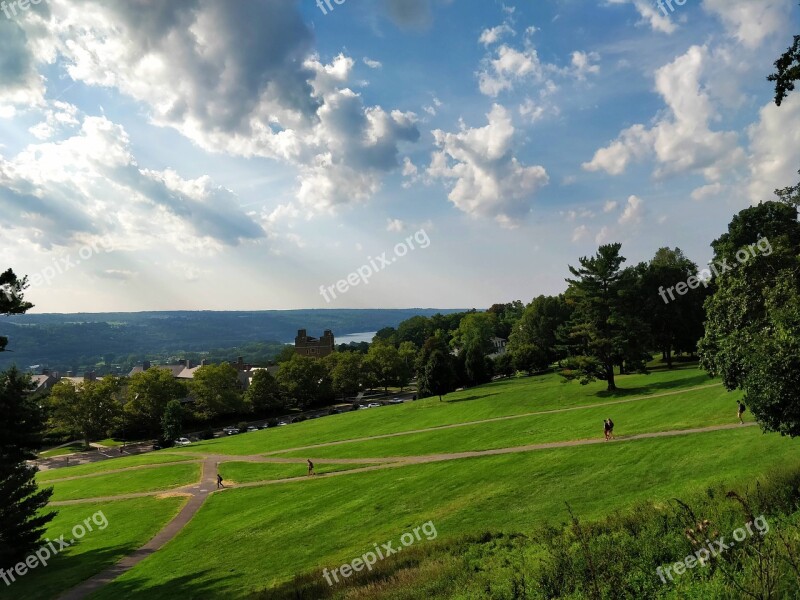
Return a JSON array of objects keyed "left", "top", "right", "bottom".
[
  {"left": 488, "top": 336, "right": 508, "bottom": 359},
  {"left": 295, "top": 329, "right": 335, "bottom": 358},
  {"left": 31, "top": 370, "right": 60, "bottom": 395}
]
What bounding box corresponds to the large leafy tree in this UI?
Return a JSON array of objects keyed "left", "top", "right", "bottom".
[
  {"left": 363, "top": 342, "right": 402, "bottom": 393},
  {"left": 245, "top": 369, "right": 285, "bottom": 413},
  {"left": 419, "top": 350, "right": 455, "bottom": 401},
  {"left": 509, "top": 295, "right": 572, "bottom": 364},
  {"left": 0, "top": 273, "right": 55, "bottom": 568},
  {"left": 190, "top": 363, "right": 245, "bottom": 420},
  {"left": 161, "top": 400, "right": 184, "bottom": 444},
  {"left": 325, "top": 351, "right": 363, "bottom": 400},
  {"left": 49, "top": 377, "right": 122, "bottom": 447},
  {"left": 126, "top": 368, "right": 187, "bottom": 435},
  {"left": 700, "top": 201, "right": 800, "bottom": 436},
  {"left": 561, "top": 244, "right": 648, "bottom": 391},
  {"left": 276, "top": 355, "right": 332, "bottom": 409},
  {"left": 641, "top": 248, "right": 707, "bottom": 368}
]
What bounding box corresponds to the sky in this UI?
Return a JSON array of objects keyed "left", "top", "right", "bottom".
[{"left": 0, "top": 0, "right": 798, "bottom": 313}]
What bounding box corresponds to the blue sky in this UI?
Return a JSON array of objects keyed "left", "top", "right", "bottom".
[{"left": 0, "top": 0, "right": 798, "bottom": 312}]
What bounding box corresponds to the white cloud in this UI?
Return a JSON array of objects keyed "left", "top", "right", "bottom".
[
  {"left": 605, "top": 0, "right": 677, "bottom": 34},
  {"left": 701, "top": 0, "right": 791, "bottom": 48},
  {"left": 363, "top": 57, "right": 383, "bottom": 69},
  {"left": 583, "top": 46, "right": 744, "bottom": 182},
  {"left": 571, "top": 51, "right": 600, "bottom": 80},
  {"left": 572, "top": 225, "right": 589, "bottom": 242},
  {"left": 618, "top": 195, "right": 644, "bottom": 225},
  {"left": 479, "top": 23, "right": 515, "bottom": 47},
  {"left": 428, "top": 104, "right": 549, "bottom": 227},
  {"left": 746, "top": 94, "right": 800, "bottom": 203},
  {"left": 386, "top": 218, "right": 406, "bottom": 232},
  {"left": 603, "top": 200, "right": 618, "bottom": 213}
]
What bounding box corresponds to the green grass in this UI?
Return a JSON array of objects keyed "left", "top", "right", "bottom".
[
  {"left": 0, "top": 496, "right": 185, "bottom": 600},
  {"left": 92, "top": 426, "right": 799, "bottom": 599},
  {"left": 219, "top": 461, "right": 377, "bottom": 483},
  {"left": 167, "top": 366, "right": 717, "bottom": 457},
  {"left": 37, "top": 453, "right": 198, "bottom": 483},
  {"left": 276, "top": 384, "right": 746, "bottom": 459},
  {"left": 48, "top": 463, "right": 200, "bottom": 502},
  {"left": 38, "top": 443, "right": 89, "bottom": 458}
]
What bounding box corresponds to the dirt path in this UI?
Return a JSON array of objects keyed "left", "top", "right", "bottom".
[
  {"left": 260, "top": 383, "right": 724, "bottom": 456},
  {"left": 57, "top": 457, "right": 218, "bottom": 599}
]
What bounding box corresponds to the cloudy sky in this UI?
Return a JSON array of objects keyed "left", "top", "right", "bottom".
[{"left": 1, "top": 0, "right": 798, "bottom": 313}]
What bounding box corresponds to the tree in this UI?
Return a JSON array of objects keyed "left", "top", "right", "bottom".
[
  {"left": 274, "top": 345, "right": 296, "bottom": 364},
  {"left": 396, "top": 316, "right": 433, "bottom": 347},
  {"left": 419, "top": 350, "right": 455, "bottom": 401},
  {"left": 161, "top": 400, "right": 184, "bottom": 445},
  {"left": 493, "top": 352, "right": 515, "bottom": 378},
  {"left": 562, "top": 244, "right": 648, "bottom": 391},
  {"left": 509, "top": 295, "right": 572, "bottom": 363},
  {"left": 641, "top": 248, "right": 706, "bottom": 368},
  {"left": 276, "top": 355, "right": 332, "bottom": 409},
  {"left": 700, "top": 201, "right": 800, "bottom": 436},
  {"left": 49, "top": 378, "right": 122, "bottom": 447},
  {"left": 190, "top": 363, "right": 245, "bottom": 420},
  {"left": 486, "top": 301, "right": 524, "bottom": 339},
  {"left": 363, "top": 342, "right": 402, "bottom": 393},
  {"left": 397, "top": 341, "right": 418, "bottom": 390},
  {"left": 373, "top": 327, "right": 398, "bottom": 345},
  {"left": 326, "top": 352, "right": 363, "bottom": 400},
  {"left": 768, "top": 28, "right": 800, "bottom": 106},
  {"left": 245, "top": 369, "right": 285, "bottom": 414},
  {"left": 127, "top": 368, "right": 187, "bottom": 435},
  {"left": 511, "top": 343, "right": 549, "bottom": 375},
  {"left": 0, "top": 269, "right": 33, "bottom": 353},
  {"left": 0, "top": 273, "right": 55, "bottom": 569}
]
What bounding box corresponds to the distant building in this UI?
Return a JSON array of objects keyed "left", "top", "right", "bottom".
[
  {"left": 489, "top": 337, "right": 508, "bottom": 359},
  {"left": 31, "top": 369, "right": 60, "bottom": 395},
  {"left": 294, "top": 329, "right": 335, "bottom": 358}
]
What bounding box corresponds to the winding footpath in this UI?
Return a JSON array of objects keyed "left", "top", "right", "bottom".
[{"left": 55, "top": 384, "right": 748, "bottom": 599}]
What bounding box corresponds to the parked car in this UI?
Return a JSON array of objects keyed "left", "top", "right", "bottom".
[
  {"left": 246, "top": 426, "right": 259, "bottom": 432},
  {"left": 277, "top": 420, "right": 289, "bottom": 426},
  {"left": 151, "top": 440, "right": 163, "bottom": 450},
  {"left": 174, "top": 437, "right": 192, "bottom": 446},
  {"left": 222, "top": 426, "right": 240, "bottom": 435},
  {"left": 389, "top": 398, "right": 404, "bottom": 404},
  {"left": 367, "top": 402, "right": 382, "bottom": 408}
]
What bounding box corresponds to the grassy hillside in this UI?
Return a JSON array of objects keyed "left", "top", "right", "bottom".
[{"left": 14, "top": 365, "right": 799, "bottom": 599}]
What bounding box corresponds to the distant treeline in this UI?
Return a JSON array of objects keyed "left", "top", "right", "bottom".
[{"left": 0, "top": 308, "right": 464, "bottom": 374}]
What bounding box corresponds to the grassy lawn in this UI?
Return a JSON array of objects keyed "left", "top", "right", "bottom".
[
  {"left": 0, "top": 497, "right": 186, "bottom": 600},
  {"left": 167, "top": 367, "right": 717, "bottom": 457},
  {"left": 48, "top": 463, "right": 201, "bottom": 502},
  {"left": 38, "top": 443, "right": 90, "bottom": 458},
  {"left": 277, "top": 384, "right": 746, "bottom": 459},
  {"left": 219, "top": 461, "right": 378, "bottom": 483},
  {"left": 37, "top": 453, "right": 198, "bottom": 483},
  {"left": 92, "top": 426, "right": 799, "bottom": 598}
]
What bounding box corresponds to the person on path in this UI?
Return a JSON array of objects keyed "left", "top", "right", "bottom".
[
  {"left": 217, "top": 473, "right": 225, "bottom": 489},
  {"left": 737, "top": 402, "right": 747, "bottom": 424},
  {"left": 307, "top": 459, "right": 315, "bottom": 476},
  {"left": 607, "top": 418, "right": 615, "bottom": 440},
  {"left": 603, "top": 419, "right": 611, "bottom": 441}
]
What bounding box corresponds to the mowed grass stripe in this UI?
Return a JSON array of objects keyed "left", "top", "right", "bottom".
[
  {"left": 91, "top": 426, "right": 797, "bottom": 599},
  {"left": 47, "top": 463, "right": 201, "bottom": 502},
  {"left": 275, "top": 384, "right": 743, "bottom": 459},
  {"left": 37, "top": 452, "right": 197, "bottom": 482},
  {"left": 165, "top": 367, "right": 718, "bottom": 457},
  {"left": 0, "top": 497, "right": 186, "bottom": 600}
]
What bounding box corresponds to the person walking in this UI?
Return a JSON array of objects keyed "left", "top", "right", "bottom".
[
  {"left": 307, "top": 459, "right": 315, "bottom": 476},
  {"left": 737, "top": 402, "right": 746, "bottom": 424},
  {"left": 607, "top": 418, "right": 615, "bottom": 440},
  {"left": 603, "top": 419, "right": 611, "bottom": 441},
  {"left": 217, "top": 473, "right": 225, "bottom": 489}
]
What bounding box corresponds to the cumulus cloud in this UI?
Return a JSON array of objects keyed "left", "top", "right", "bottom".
[
  {"left": 10, "top": 0, "right": 418, "bottom": 216},
  {"left": 618, "top": 195, "right": 644, "bottom": 225},
  {"left": 479, "top": 23, "right": 515, "bottom": 47},
  {"left": 583, "top": 46, "right": 744, "bottom": 182},
  {"left": 747, "top": 94, "right": 800, "bottom": 203},
  {"left": 427, "top": 104, "right": 549, "bottom": 227},
  {"left": 605, "top": 0, "right": 676, "bottom": 34},
  {"left": 0, "top": 115, "right": 265, "bottom": 253},
  {"left": 701, "top": 0, "right": 791, "bottom": 48}
]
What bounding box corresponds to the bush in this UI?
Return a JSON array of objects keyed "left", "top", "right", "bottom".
[
  {"left": 266, "top": 419, "right": 279, "bottom": 428},
  {"left": 198, "top": 429, "right": 214, "bottom": 440}
]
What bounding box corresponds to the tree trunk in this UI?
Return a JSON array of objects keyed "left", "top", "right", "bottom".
[
  {"left": 606, "top": 364, "right": 617, "bottom": 392},
  {"left": 666, "top": 343, "right": 673, "bottom": 369}
]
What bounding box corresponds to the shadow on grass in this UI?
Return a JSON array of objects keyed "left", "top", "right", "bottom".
[
  {"left": 0, "top": 543, "right": 140, "bottom": 600},
  {"left": 443, "top": 393, "right": 500, "bottom": 404},
  {"left": 592, "top": 372, "right": 715, "bottom": 400},
  {"left": 92, "top": 569, "right": 235, "bottom": 600}
]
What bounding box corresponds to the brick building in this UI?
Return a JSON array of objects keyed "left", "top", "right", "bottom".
[{"left": 294, "top": 329, "right": 335, "bottom": 358}]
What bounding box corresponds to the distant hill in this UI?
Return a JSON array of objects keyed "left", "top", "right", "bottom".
[{"left": 0, "top": 309, "right": 465, "bottom": 374}]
